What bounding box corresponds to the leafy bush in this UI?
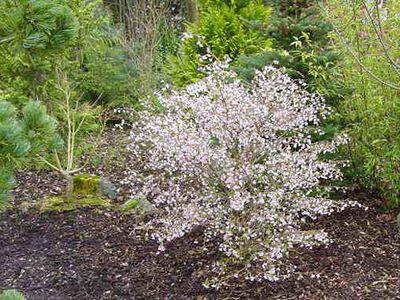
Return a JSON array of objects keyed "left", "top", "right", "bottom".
[
  {"left": 0, "top": 102, "right": 26, "bottom": 202},
  {"left": 58, "top": 0, "right": 143, "bottom": 107},
  {"left": 127, "top": 63, "right": 358, "bottom": 286},
  {"left": 103, "top": 0, "right": 184, "bottom": 98},
  {"left": 324, "top": 0, "right": 400, "bottom": 207},
  {"left": 0, "top": 0, "right": 77, "bottom": 53},
  {"left": 0, "top": 1, "right": 123, "bottom": 201},
  {"left": 166, "top": 0, "right": 272, "bottom": 86}
]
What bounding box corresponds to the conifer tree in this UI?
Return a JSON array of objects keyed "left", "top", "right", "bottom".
[
  {"left": 0, "top": 0, "right": 78, "bottom": 103},
  {"left": 234, "top": 0, "right": 348, "bottom": 102},
  {"left": 0, "top": 0, "right": 114, "bottom": 203},
  {"left": 0, "top": 100, "right": 60, "bottom": 203}
]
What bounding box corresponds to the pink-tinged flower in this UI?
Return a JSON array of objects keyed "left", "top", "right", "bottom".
[{"left": 126, "top": 63, "right": 361, "bottom": 287}]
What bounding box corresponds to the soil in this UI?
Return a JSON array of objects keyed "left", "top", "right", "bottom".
[
  {"left": 1, "top": 130, "right": 399, "bottom": 299},
  {"left": 1, "top": 192, "right": 399, "bottom": 299}
]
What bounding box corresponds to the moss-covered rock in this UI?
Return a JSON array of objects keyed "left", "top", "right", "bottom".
[
  {"left": 72, "top": 174, "right": 118, "bottom": 199},
  {"left": 73, "top": 174, "right": 101, "bottom": 195},
  {"left": 39, "top": 195, "right": 111, "bottom": 212}
]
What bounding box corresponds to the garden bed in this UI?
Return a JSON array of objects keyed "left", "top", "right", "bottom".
[
  {"left": 1, "top": 189, "right": 399, "bottom": 299},
  {"left": 1, "top": 1, "right": 400, "bottom": 299}
]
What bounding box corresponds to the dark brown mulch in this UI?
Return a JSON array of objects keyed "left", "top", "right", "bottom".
[
  {"left": 1, "top": 196, "right": 399, "bottom": 300},
  {"left": 3, "top": 130, "right": 400, "bottom": 299},
  {"left": 11, "top": 170, "right": 65, "bottom": 204}
]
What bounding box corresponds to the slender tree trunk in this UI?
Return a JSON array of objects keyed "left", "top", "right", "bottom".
[{"left": 65, "top": 174, "right": 74, "bottom": 199}]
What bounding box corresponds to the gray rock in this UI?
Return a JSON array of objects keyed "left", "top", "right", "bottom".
[
  {"left": 99, "top": 177, "right": 118, "bottom": 200},
  {"left": 135, "top": 197, "right": 155, "bottom": 213}
]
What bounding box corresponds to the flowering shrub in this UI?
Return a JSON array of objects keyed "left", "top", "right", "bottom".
[{"left": 127, "top": 64, "right": 358, "bottom": 287}]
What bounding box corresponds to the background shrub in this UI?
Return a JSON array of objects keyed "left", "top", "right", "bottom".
[
  {"left": 0, "top": 0, "right": 138, "bottom": 108},
  {"left": 103, "top": 0, "right": 184, "bottom": 97},
  {"left": 324, "top": 0, "right": 400, "bottom": 207},
  {"left": 0, "top": 0, "right": 77, "bottom": 104},
  {"left": 234, "top": 0, "right": 347, "bottom": 104},
  {"left": 166, "top": 0, "right": 272, "bottom": 86}
]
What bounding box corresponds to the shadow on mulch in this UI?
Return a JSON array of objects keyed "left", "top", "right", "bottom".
[{"left": 0, "top": 193, "right": 399, "bottom": 300}]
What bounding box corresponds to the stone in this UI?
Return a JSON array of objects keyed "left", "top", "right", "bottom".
[
  {"left": 73, "top": 174, "right": 100, "bottom": 195},
  {"left": 99, "top": 177, "right": 118, "bottom": 200},
  {"left": 39, "top": 196, "right": 111, "bottom": 212},
  {"left": 72, "top": 174, "right": 118, "bottom": 200},
  {"left": 19, "top": 201, "right": 34, "bottom": 213},
  {"left": 134, "top": 197, "right": 155, "bottom": 214}
]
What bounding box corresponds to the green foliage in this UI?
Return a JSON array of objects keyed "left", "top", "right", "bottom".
[
  {"left": 76, "top": 44, "right": 140, "bottom": 107},
  {"left": 0, "top": 0, "right": 138, "bottom": 108},
  {"left": 324, "top": 0, "right": 400, "bottom": 207},
  {"left": 0, "top": 100, "right": 59, "bottom": 204},
  {"left": 234, "top": 0, "right": 348, "bottom": 103},
  {"left": 121, "top": 198, "right": 140, "bottom": 212},
  {"left": 67, "top": 0, "right": 140, "bottom": 107},
  {"left": 0, "top": 174, "right": 13, "bottom": 204},
  {"left": 267, "top": 0, "right": 331, "bottom": 48},
  {"left": 0, "top": 0, "right": 78, "bottom": 101},
  {"left": 102, "top": 0, "right": 184, "bottom": 99},
  {"left": 199, "top": 0, "right": 256, "bottom": 10},
  {"left": 0, "top": 0, "right": 77, "bottom": 53},
  {"left": 0, "top": 290, "right": 25, "bottom": 300},
  {"left": 0, "top": 102, "right": 26, "bottom": 202},
  {"left": 166, "top": 0, "right": 272, "bottom": 86},
  {"left": 21, "top": 101, "right": 61, "bottom": 153}
]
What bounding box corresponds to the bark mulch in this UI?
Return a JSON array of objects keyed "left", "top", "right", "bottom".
[
  {"left": 3, "top": 131, "right": 400, "bottom": 299},
  {"left": 1, "top": 193, "right": 399, "bottom": 299}
]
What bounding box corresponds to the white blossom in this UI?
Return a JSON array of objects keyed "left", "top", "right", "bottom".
[{"left": 125, "top": 64, "right": 359, "bottom": 286}]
